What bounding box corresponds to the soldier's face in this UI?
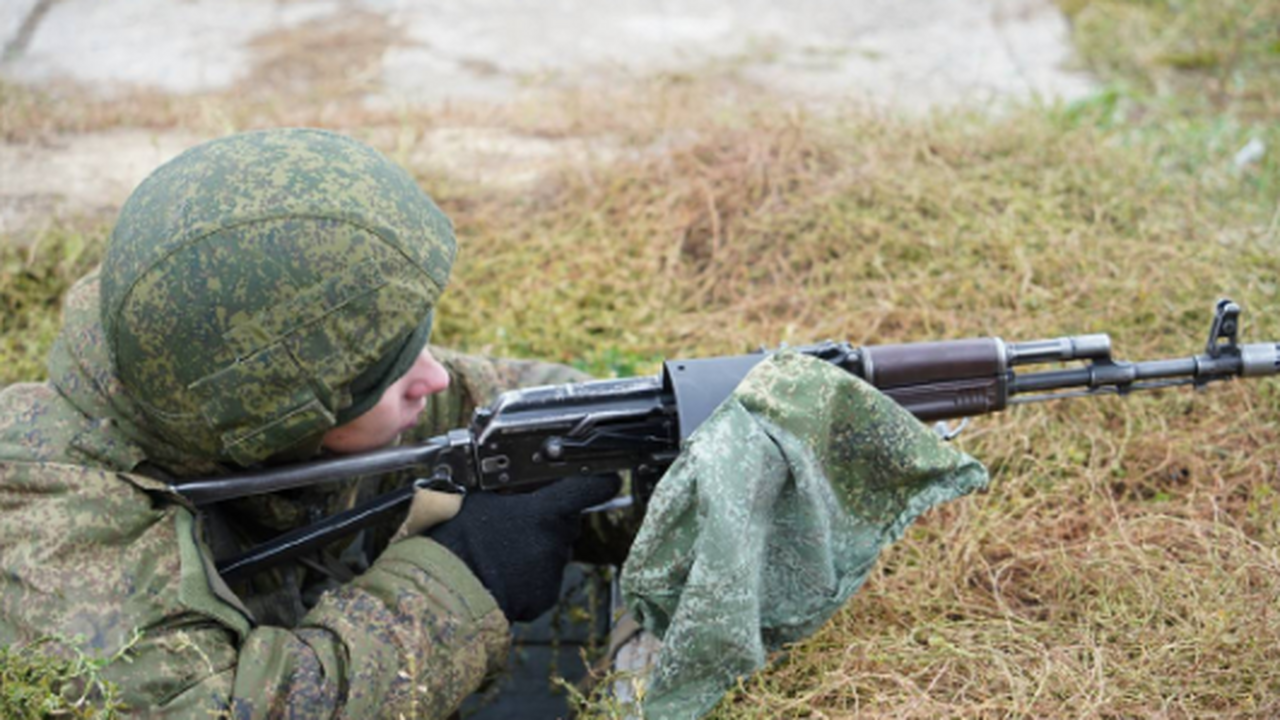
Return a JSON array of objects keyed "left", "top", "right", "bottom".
[{"left": 321, "top": 348, "right": 450, "bottom": 454}]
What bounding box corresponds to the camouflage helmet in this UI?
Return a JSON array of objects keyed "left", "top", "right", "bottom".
[{"left": 101, "top": 129, "right": 455, "bottom": 466}]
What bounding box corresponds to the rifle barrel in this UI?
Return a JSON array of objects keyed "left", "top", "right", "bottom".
[{"left": 1008, "top": 345, "right": 1280, "bottom": 398}]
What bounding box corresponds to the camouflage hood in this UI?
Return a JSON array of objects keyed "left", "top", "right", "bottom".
[
  {"left": 97, "top": 129, "right": 456, "bottom": 468},
  {"left": 39, "top": 271, "right": 206, "bottom": 475}
]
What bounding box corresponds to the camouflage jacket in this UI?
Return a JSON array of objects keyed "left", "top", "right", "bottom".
[{"left": 0, "top": 274, "right": 587, "bottom": 718}]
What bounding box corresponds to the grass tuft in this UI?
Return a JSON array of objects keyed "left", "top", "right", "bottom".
[
  {"left": 0, "top": 225, "right": 106, "bottom": 385},
  {"left": 0, "top": 634, "right": 133, "bottom": 719}
]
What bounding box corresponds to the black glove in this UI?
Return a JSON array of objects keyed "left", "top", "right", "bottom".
[{"left": 427, "top": 475, "right": 621, "bottom": 623}]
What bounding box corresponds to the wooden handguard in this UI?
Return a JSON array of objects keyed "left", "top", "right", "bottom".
[
  {"left": 859, "top": 339, "right": 1009, "bottom": 422},
  {"left": 860, "top": 338, "right": 1006, "bottom": 387}
]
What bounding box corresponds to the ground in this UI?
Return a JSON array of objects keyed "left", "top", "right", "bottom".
[
  {"left": 3, "top": 1, "right": 1279, "bottom": 718},
  {"left": 0, "top": 0, "right": 1094, "bottom": 238}
]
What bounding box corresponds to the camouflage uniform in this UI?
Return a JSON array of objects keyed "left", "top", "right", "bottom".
[{"left": 0, "top": 130, "right": 585, "bottom": 718}]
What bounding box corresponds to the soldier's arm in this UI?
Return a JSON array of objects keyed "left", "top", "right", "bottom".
[
  {"left": 159, "top": 344, "right": 586, "bottom": 716},
  {"left": 0, "top": 457, "right": 508, "bottom": 720},
  {"left": 158, "top": 518, "right": 509, "bottom": 718},
  {"left": 155, "top": 354, "right": 591, "bottom": 715}
]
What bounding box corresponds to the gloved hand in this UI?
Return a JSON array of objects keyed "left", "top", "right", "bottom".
[{"left": 427, "top": 475, "right": 621, "bottom": 623}]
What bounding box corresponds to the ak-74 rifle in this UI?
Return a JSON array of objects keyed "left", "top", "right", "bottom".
[{"left": 175, "top": 299, "right": 1279, "bottom": 582}]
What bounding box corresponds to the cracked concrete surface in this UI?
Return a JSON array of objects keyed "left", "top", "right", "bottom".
[
  {"left": 5, "top": 0, "right": 1093, "bottom": 107},
  {"left": 0, "top": 0, "right": 1097, "bottom": 236}
]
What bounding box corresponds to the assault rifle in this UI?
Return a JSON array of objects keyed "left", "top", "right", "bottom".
[{"left": 175, "top": 299, "right": 1279, "bottom": 581}]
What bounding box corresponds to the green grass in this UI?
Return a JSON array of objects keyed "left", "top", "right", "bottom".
[
  {"left": 1061, "top": 0, "right": 1279, "bottom": 122},
  {"left": 0, "top": 635, "right": 131, "bottom": 719},
  {"left": 0, "top": 228, "right": 105, "bottom": 386},
  {"left": 2, "top": 1, "right": 1279, "bottom": 716}
]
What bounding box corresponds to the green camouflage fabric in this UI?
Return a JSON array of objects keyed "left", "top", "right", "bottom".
[
  {"left": 0, "top": 273, "right": 589, "bottom": 717},
  {"left": 621, "top": 351, "right": 990, "bottom": 718},
  {"left": 101, "top": 128, "right": 454, "bottom": 468},
  {"left": 0, "top": 128, "right": 593, "bottom": 718}
]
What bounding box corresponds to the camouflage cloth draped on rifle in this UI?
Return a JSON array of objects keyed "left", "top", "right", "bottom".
[{"left": 621, "top": 351, "right": 990, "bottom": 718}]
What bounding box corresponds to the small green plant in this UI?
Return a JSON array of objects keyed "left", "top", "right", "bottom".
[{"left": 0, "top": 633, "right": 136, "bottom": 719}]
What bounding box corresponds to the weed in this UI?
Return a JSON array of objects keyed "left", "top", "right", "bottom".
[{"left": 0, "top": 633, "right": 135, "bottom": 719}]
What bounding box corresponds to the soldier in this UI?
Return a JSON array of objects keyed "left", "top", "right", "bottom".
[{"left": 0, "top": 128, "right": 617, "bottom": 717}]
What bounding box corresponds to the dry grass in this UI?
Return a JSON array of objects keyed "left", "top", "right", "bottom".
[
  {"left": 2, "top": 0, "right": 1279, "bottom": 717},
  {"left": 464, "top": 105, "right": 1279, "bottom": 717}
]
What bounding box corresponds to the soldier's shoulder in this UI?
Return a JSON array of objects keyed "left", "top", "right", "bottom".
[{"left": 0, "top": 381, "right": 76, "bottom": 464}]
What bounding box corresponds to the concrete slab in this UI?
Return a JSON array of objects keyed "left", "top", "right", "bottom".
[
  {"left": 0, "top": 0, "right": 1098, "bottom": 237},
  {"left": 3, "top": 0, "right": 1093, "bottom": 110},
  {"left": 374, "top": 0, "right": 1094, "bottom": 111},
  {"left": 1, "top": 0, "right": 44, "bottom": 58},
  {"left": 0, "top": 129, "right": 204, "bottom": 235},
  {"left": 5, "top": 0, "right": 340, "bottom": 95},
  {"left": 743, "top": 0, "right": 1098, "bottom": 111}
]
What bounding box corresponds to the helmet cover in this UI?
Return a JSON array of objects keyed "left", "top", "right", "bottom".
[{"left": 101, "top": 129, "right": 455, "bottom": 466}]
